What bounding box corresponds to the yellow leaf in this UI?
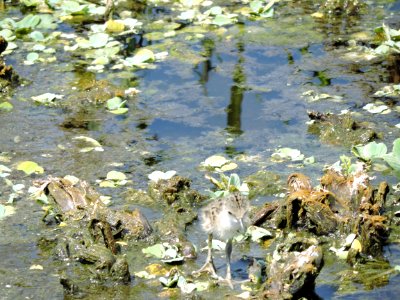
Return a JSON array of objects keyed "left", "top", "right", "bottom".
[
  {"left": 16, "top": 161, "right": 44, "bottom": 175},
  {"left": 351, "top": 239, "right": 362, "bottom": 253},
  {"left": 106, "top": 20, "right": 125, "bottom": 33}
]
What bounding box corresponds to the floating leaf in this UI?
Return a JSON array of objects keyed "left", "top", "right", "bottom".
[
  {"left": 212, "top": 14, "right": 236, "bottom": 26},
  {"left": 0, "top": 204, "right": 16, "bottom": 219},
  {"left": 363, "top": 103, "right": 391, "bottom": 114},
  {"left": 125, "top": 48, "right": 155, "bottom": 66},
  {"left": 148, "top": 170, "right": 177, "bottom": 183},
  {"left": 209, "top": 6, "right": 223, "bottom": 15},
  {"left": 106, "top": 170, "right": 127, "bottom": 181},
  {"left": 228, "top": 173, "right": 241, "bottom": 189},
  {"left": 72, "top": 136, "right": 104, "bottom": 152},
  {"left": 16, "top": 161, "right": 44, "bottom": 175},
  {"left": 134, "top": 270, "right": 156, "bottom": 279},
  {"left": 106, "top": 97, "right": 126, "bottom": 110},
  {"left": 178, "top": 10, "right": 196, "bottom": 20},
  {"left": 26, "top": 52, "right": 39, "bottom": 62},
  {"left": 109, "top": 108, "right": 129, "bottom": 114},
  {"left": 246, "top": 225, "right": 273, "bottom": 242},
  {"left": 31, "top": 93, "right": 64, "bottom": 104},
  {"left": 351, "top": 239, "right": 362, "bottom": 253},
  {"left": 142, "top": 244, "right": 165, "bottom": 258},
  {"left": 203, "top": 155, "right": 229, "bottom": 168},
  {"left": 29, "top": 31, "right": 44, "bottom": 41},
  {"left": 352, "top": 141, "right": 387, "bottom": 161},
  {"left": 89, "top": 32, "right": 109, "bottom": 48},
  {"left": 0, "top": 102, "right": 13, "bottom": 112},
  {"left": 15, "top": 14, "right": 41, "bottom": 31},
  {"left": 106, "top": 20, "right": 125, "bottom": 33},
  {"left": 29, "top": 264, "right": 43, "bottom": 270},
  {"left": 271, "top": 147, "right": 304, "bottom": 162},
  {"left": 62, "top": 0, "right": 88, "bottom": 15}
]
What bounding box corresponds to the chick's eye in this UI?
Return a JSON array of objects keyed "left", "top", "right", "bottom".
[{"left": 228, "top": 211, "right": 233, "bottom": 215}]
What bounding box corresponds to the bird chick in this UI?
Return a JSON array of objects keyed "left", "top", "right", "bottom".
[{"left": 193, "top": 192, "right": 249, "bottom": 288}]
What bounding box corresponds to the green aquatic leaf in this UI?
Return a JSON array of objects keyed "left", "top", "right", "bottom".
[
  {"left": 106, "top": 97, "right": 125, "bottom": 110},
  {"left": 142, "top": 244, "right": 165, "bottom": 258},
  {"left": 228, "top": 173, "right": 241, "bottom": 189},
  {"left": 0, "top": 204, "right": 16, "bottom": 219},
  {"left": 125, "top": 48, "right": 155, "bottom": 66},
  {"left": 212, "top": 14, "right": 236, "bottom": 26},
  {"left": 15, "top": 14, "right": 41, "bottom": 31},
  {"left": 106, "top": 170, "right": 127, "bottom": 181},
  {"left": 16, "top": 161, "right": 44, "bottom": 175},
  {"left": 89, "top": 32, "right": 109, "bottom": 49},
  {"left": 62, "top": 0, "right": 88, "bottom": 15},
  {"left": 246, "top": 225, "right": 273, "bottom": 242},
  {"left": 209, "top": 6, "right": 223, "bottom": 15},
  {"left": 0, "top": 29, "right": 15, "bottom": 41},
  {"left": 29, "top": 31, "right": 45, "bottom": 42},
  {"left": 31, "top": 93, "right": 63, "bottom": 104},
  {"left": 352, "top": 141, "right": 387, "bottom": 161},
  {"left": 392, "top": 138, "right": 400, "bottom": 158},
  {"left": 26, "top": 52, "right": 39, "bottom": 62},
  {"left": 0, "top": 102, "right": 13, "bottom": 112},
  {"left": 383, "top": 154, "right": 400, "bottom": 171},
  {"left": 21, "top": 0, "right": 40, "bottom": 7},
  {"left": 250, "top": 1, "right": 263, "bottom": 13},
  {"left": 109, "top": 108, "right": 129, "bottom": 114}
]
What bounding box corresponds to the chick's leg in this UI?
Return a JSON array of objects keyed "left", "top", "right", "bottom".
[{"left": 193, "top": 234, "right": 218, "bottom": 278}]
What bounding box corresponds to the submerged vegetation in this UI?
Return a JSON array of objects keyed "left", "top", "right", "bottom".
[{"left": 1, "top": 0, "right": 400, "bottom": 299}]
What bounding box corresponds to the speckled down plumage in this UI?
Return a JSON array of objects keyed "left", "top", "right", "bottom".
[{"left": 200, "top": 193, "right": 249, "bottom": 240}]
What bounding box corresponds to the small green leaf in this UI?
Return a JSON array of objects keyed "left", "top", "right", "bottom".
[
  {"left": 15, "top": 14, "right": 41, "bottom": 31},
  {"left": 106, "top": 97, "right": 125, "bottom": 110},
  {"left": 212, "top": 14, "right": 236, "bottom": 26},
  {"left": 16, "top": 161, "right": 44, "bottom": 175},
  {"left": 203, "top": 155, "right": 229, "bottom": 168},
  {"left": 142, "top": 244, "right": 165, "bottom": 258},
  {"left": 125, "top": 48, "right": 155, "bottom": 66},
  {"left": 382, "top": 154, "right": 400, "bottom": 171},
  {"left": 246, "top": 225, "right": 273, "bottom": 242},
  {"left": 228, "top": 173, "right": 241, "bottom": 189},
  {"left": 31, "top": 93, "right": 64, "bottom": 104},
  {"left": 209, "top": 6, "right": 223, "bottom": 15},
  {"left": 89, "top": 33, "right": 109, "bottom": 49},
  {"left": 0, "top": 204, "right": 16, "bottom": 219},
  {"left": 26, "top": 52, "right": 39, "bottom": 62},
  {"left": 392, "top": 138, "right": 400, "bottom": 158},
  {"left": 0, "top": 102, "right": 13, "bottom": 112},
  {"left": 106, "top": 170, "right": 126, "bottom": 181},
  {"left": 29, "top": 31, "right": 45, "bottom": 41}
]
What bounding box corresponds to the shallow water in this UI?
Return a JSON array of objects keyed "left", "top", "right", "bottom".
[{"left": 1, "top": 0, "right": 400, "bottom": 299}]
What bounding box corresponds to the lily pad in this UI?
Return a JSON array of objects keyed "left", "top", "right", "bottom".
[{"left": 16, "top": 161, "right": 44, "bottom": 175}]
